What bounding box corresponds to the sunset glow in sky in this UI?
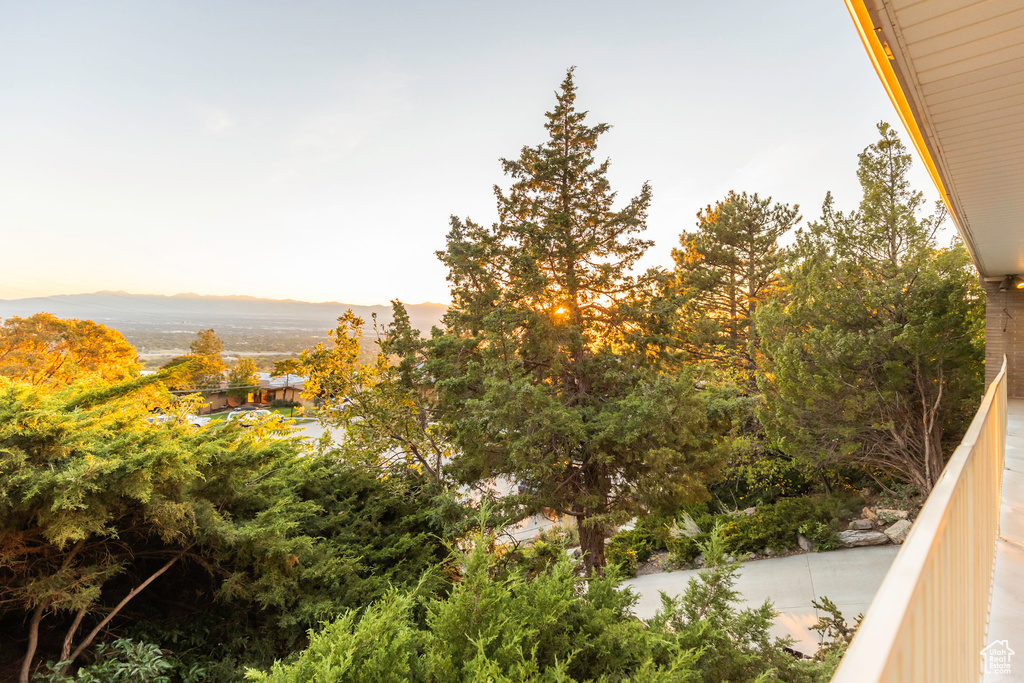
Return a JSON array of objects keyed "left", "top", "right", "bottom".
[{"left": 0, "top": 1, "right": 943, "bottom": 305}]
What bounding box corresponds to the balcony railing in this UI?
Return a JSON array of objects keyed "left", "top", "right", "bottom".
[{"left": 831, "top": 358, "right": 1007, "bottom": 682}]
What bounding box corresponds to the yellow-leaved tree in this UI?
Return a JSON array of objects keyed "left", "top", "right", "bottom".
[{"left": 0, "top": 313, "right": 138, "bottom": 387}]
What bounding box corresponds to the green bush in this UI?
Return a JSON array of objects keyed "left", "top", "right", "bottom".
[
  {"left": 606, "top": 523, "right": 666, "bottom": 576},
  {"left": 720, "top": 497, "right": 830, "bottom": 555},
  {"left": 717, "top": 453, "right": 815, "bottom": 507},
  {"left": 499, "top": 537, "right": 569, "bottom": 580},
  {"left": 606, "top": 539, "right": 639, "bottom": 577},
  {"left": 665, "top": 535, "right": 700, "bottom": 566},
  {"left": 34, "top": 639, "right": 185, "bottom": 683},
  {"left": 248, "top": 532, "right": 694, "bottom": 682},
  {"left": 269, "top": 399, "right": 299, "bottom": 408},
  {"left": 625, "top": 494, "right": 857, "bottom": 563},
  {"left": 799, "top": 520, "right": 840, "bottom": 552},
  {"left": 247, "top": 529, "right": 834, "bottom": 683}
]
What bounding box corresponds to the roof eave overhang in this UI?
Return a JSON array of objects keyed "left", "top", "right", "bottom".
[{"left": 844, "top": 0, "right": 990, "bottom": 277}]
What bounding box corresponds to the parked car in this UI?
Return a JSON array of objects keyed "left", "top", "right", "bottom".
[
  {"left": 226, "top": 408, "right": 281, "bottom": 426},
  {"left": 185, "top": 414, "right": 211, "bottom": 428}
]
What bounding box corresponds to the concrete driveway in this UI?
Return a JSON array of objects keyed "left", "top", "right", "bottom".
[{"left": 621, "top": 545, "right": 899, "bottom": 655}]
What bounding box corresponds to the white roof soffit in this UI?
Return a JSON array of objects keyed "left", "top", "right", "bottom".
[{"left": 847, "top": 0, "right": 1024, "bottom": 280}]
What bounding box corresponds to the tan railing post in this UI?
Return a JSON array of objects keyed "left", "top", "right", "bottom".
[{"left": 831, "top": 358, "right": 1007, "bottom": 683}]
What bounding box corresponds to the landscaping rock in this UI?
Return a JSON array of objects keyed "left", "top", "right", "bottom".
[
  {"left": 693, "top": 554, "right": 705, "bottom": 568},
  {"left": 838, "top": 530, "right": 889, "bottom": 547},
  {"left": 849, "top": 519, "right": 873, "bottom": 530},
  {"left": 884, "top": 519, "right": 912, "bottom": 545},
  {"left": 877, "top": 508, "right": 909, "bottom": 521},
  {"left": 763, "top": 547, "right": 776, "bottom": 557},
  {"left": 742, "top": 507, "right": 757, "bottom": 517},
  {"left": 725, "top": 555, "right": 736, "bottom": 564},
  {"left": 746, "top": 552, "right": 757, "bottom": 561},
  {"left": 862, "top": 507, "right": 878, "bottom": 522},
  {"left": 797, "top": 534, "right": 813, "bottom": 552}
]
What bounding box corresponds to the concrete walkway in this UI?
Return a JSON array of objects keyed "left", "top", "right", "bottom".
[
  {"left": 985, "top": 398, "right": 1024, "bottom": 682},
  {"left": 621, "top": 545, "right": 899, "bottom": 654}
]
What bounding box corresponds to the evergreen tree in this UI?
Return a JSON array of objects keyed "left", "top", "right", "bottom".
[
  {"left": 433, "top": 69, "right": 719, "bottom": 573},
  {"left": 670, "top": 191, "right": 798, "bottom": 378},
  {"left": 227, "top": 357, "right": 260, "bottom": 402},
  {"left": 756, "top": 123, "right": 984, "bottom": 494}
]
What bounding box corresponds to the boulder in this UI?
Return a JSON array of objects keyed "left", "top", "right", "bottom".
[
  {"left": 862, "top": 507, "right": 878, "bottom": 522},
  {"left": 693, "top": 554, "right": 705, "bottom": 568},
  {"left": 884, "top": 519, "right": 912, "bottom": 545},
  {"left": 797, "top": 534, "right": 813, "bottom": 552},
  {"left": 742, "top": 507, "right": 757, "bottom": 517},
  {"left": 849, "top": 519, "right": 873, "bottom": 530},
  {"left": 746, "top": 552, "right": 757, "bottom": 561},
  {"left": 725, "top": 555, "right": 736, "bottom": 564},
  {"left": 877, "top": 508, "right": 909, "bottom": 521},
  {"left": 763, "top": 547, "right": 776, "bottom": 557},
  {"left": 838, "top": 530, "right": 889, "bottom": 547}
]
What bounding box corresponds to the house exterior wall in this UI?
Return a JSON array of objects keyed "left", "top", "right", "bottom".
[
  {"left": 270, "top": 386, "right": 312, "bottom": 407},
  {"left": 984, "top": 281, "right": 1024, "bottom": 398},
  {"left": 205, "top": 393, "right": 234, "bottom": 412}
]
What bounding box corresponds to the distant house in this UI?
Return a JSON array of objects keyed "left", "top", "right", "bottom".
[
  {"left": 194, "top": 372, "right": 311, "bottom": 413},
  {"left": 255, "top": 373, "right": 308, "bottom": 406}
]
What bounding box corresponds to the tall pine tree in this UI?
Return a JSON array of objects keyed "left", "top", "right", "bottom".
[
  {"left": 670, "top": 191, "right": 798, "bottom": 379},
  {"left": 433, "top": 69, "right": 719, "bottom": 573},
  {"left": 757, "top": 123, "right": 984, "bottom": 494}
]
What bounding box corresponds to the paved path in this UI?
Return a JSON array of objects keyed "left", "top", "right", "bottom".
[
  {"left": 985, "top": 398, "right": 1024, "bottom": 682},
  {"left": 622, "top": 545, "right": 899, "bottom": 654}
]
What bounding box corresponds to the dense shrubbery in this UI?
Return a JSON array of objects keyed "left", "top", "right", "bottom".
[
  {"left": 248, "top": 531, "right": 837, "bottom": 683},
  {"left": 720, "top": 498, "right": 821, "bottom": 554},
  {"left": 0, "top": 377, "right": 453, "bottom": 681},
  {"left": 605, "top": 494, "right": 860, "bottom": 575},
  {"left": 115, "top": 453, "right": 455, "bottom": 679}
]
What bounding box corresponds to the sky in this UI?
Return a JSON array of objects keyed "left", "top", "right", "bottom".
[{"left": 0, "top": 1, "right": 946, "bottom": 306}]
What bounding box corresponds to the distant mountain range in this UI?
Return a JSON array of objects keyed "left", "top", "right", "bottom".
[
  {"left": 0, "top": 291, "right": 448, "bottom": 333},
  {"left": 0, "top": 292, "right": 449, "bottom": 360}
]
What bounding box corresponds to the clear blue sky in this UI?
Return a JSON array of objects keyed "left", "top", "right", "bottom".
[{"left": 0, "top": 1, "right": 943, "bottom": 305}]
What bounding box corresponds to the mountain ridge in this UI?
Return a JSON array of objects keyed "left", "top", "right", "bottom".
[
  {"left": 16, "top": 290, "right": 449, "bottom": 308},
  {"left": 0, "top": 291, "right": 448, "bottom": 335}
]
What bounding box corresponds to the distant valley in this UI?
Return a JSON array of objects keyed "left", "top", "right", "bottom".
[{"left": 0, "top": 292, "right": 448, "bottom": 368}]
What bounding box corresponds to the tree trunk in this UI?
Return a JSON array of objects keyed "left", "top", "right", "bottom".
[
  {"left": 19, "top": 602, "right": 47, "bottom": 683},
  {"left": 577, "top": 515, "right": 606, "bottom": 575},
  {"left": 61, "top": 607, "right": 87, "bottom": 662},
  {"left": 61, "top": 555, "right": 180, "bottom": 673},
  {"left": 925, "top": 424, "right": 944, "bottom": 492}
]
